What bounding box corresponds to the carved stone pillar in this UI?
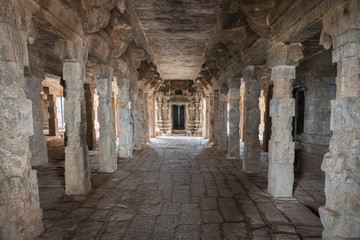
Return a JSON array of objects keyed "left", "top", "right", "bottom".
[
  {"left": 227, "top": 79, "right": 241, "bottom": 159},
  {"left": 117, "top": 74, "right": 133, "bottom": 158},
  {"left": 25, "top": 67, "right": 48, "bottom": 166},
  {"left": 242, "top": 66, "right": 262, "bottom": 172},
  {"left": 85, "top": 83, "right": 96, "bottom": 150},
  {"left": 94, "top": 65, "right": 117, "bottom": 173},
  {"left": 0, "top": 11, "right": 43, "bottom": 239},
  {"left": 47, "top": 93, "right": 59, "bottom": 136},
  {"left": 130, "top": 80, "right": 141, "bottom": 150},
  {"left": 205, "top": 95, "right": 211, "bottom": 139},
  {"left": 55, "top": 40, "right": 91, "bottom": 195},
  {"left": 319, "top": 1, "right": 360, "bottom": 239},
  {"left": 138, "top": 89, "right": 147, "bottom": 146},
  {"left": 266, "top": 43, "right": 303, "bottom": 197},
  {"left": 212, "top": 90, "right": 219, "bottom": 145},
  {"left": 208, "top": 94, "right": 214, "bottom": 142},
  {"left": 218, "top": 84, "right": 228, "bottom": 152}
]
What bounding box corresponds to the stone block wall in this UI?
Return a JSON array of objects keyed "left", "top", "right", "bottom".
[{"left": 294, "top": 51, "right": 336, "bottom": 176}]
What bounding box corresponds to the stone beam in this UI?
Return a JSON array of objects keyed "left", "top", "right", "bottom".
[{"left": 267, "top": 43, "right": 303, "bottom": 198}]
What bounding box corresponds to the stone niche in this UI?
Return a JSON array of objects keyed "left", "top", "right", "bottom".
[{"left": 155, "top": 80, "right": 203, "bottom": 136}]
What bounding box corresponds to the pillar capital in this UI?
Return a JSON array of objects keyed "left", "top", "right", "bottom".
[
  {"left": 267, "top": 43, "right": 304, "bottom": 69},
  {"left": 92, "top": 64, "right": 114, "bottom": 80},
  {"left": 242, "top": 65, "right": 268, "bottom": 81},
  {"left": 322, "top": 0, "right": 359, "bottom": 39},
  {"left": 228, "top": 78, "right": 241, "bottom": 90},
  {"left": 54, "top": 40, "right": 88, "bottom": 63}
]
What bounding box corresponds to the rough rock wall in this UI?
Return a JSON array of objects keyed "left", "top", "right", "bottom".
[{"left": 294, "top": 51, "right": 336, "bottom": 176}]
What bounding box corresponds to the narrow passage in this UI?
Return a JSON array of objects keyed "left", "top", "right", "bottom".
[{"left": 36, "top": 137, "right": 323, "bottom": 239}]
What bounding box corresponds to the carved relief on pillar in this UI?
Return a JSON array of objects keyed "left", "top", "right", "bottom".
[{"left": 319, "top": 1, "right": 360, "bottom": 239}]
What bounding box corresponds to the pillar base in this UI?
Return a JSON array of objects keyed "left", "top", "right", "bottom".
[{"left": 267, "top": 163, "right": 294, "bottom": 197}]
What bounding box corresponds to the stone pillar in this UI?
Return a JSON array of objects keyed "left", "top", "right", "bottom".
[
  {"left": 84, "top": 83, "right": 96, "bottom": 150},
  {"left": 212, "top": 90, "right": 219, "bottom": 145},
  {"left": 94, "top": 65, "right": 117, "bottom": 173},
  {"left": 148, "top": 93, "right": 155, "bottom": 138},
  {"left": 218, "top": 84, "right": 228, "bottom": 152},
  {"left": 117, "top": 74, "right": 133, "bottom": 158},
  {"left": 55, "top": 40, "right": 91, "bottom": 195},
  {"left": 47, "top": 93, "right": 59, "bottom": 136},
  {"left": 25, "top": 67, "right": 48, "bottom": 166},
  {"left": 139, "top": 90, "right": 148, "bottom": 144},
  {"left": 208, "top": 94, "right": 214, "bottom": 142},
  {"left": 227, "top": 79, "right": 241, "bottom": 159},
  {"left": 266, "top": 43, "right": 303, "bottom": 197},
  {"left": 242, "top": 66, "right": 262, "bottom": 172},
  {"left": 319, "top": 1, "right": 360, "bottom": 239},
  {"left": 0, "top": 9, "right": 43, "bottom": 239}
]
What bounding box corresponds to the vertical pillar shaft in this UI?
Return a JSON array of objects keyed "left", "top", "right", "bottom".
[
  {"left": 218, "top": 84, "right": 228, "bottom": 152},
  {"left": 267, "top": 43, "right": 303, "bottom": 197},
  {"left": 25, "top": 69, "right": 48, "bottom": 166},
  {"left": 242, "top": 66, "right": 262, "bottom": 172},
  {"left": 227, "top": 79, "right": 241, "bottom": 158},
  {"left": 0, "top": 13, "right": 43, "bottom": 239},
  {"left": 85, "top": 83, "right": 96, "bottom": 150},
  {"left": 117, "top": 75, "right": 133, "bottom": 158},
  {"left": 319, "top": 1, "right": 360, "bottom": 239},
  {"left": 95, "top": 65, "right": 117, "bottom": 173},
  {"left": 55, "top": 40, "right": 91, "bottom": 195},
  {"left": 47, "top": 94, "right": 59, "bottom": 136},
  {"left": 212, "top": 90, "right": 220, "bottom": 145}
]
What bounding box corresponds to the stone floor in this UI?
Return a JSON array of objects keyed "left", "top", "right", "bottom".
[{"left": 34, "top": 136, "right": 325, "bottom": 240}]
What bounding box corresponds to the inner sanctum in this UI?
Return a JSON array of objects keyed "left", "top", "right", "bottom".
[{"left": 0, "top": 0, "right": 359, "bottom": 240}]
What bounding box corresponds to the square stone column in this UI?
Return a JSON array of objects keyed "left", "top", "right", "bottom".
[
  {"left": 47, "top": 93, "right": 59, "bottom": 136},
  {"left": 319, "top": 1, "right": 360, "bottom": 239},
  {"left": 85, "top": 83, "right": 96, "bottom": 150},
  {"left": 55, "top": 40, "right": 91, "bottom": 195},
  {"left": 138, "top": 89, "right": 148, "bottom": 146},
  {"left": 227, "top": 79, "right": 241, "bottom": 158},
  {"left": 205, "top": 95, "right": 211, "bottom": 139},
  {"left": 208, "top": 93, "right": 214, "bottom": 142},
  {"left": 218, "top": 84, "right": 228, "bottom": 152},
  {"left": 94, "top": 65, "right": 117, "bottom": 173},
  {"left": 0, "top": 14, "right": 43, "bottom": 239},
  {"left": 242, "top": 66, "right": 263, "bottom": 172},
  {"left": 25, "top": 67, "right": 48, "bottom": 166},
  {"left": 212, "top": 90, "right": 220, "bottom": 145},
  {"left": 116, "top": 73, "right": 134, "bottom": 158},
  {"left": 266, "top": 43, "right": 303, "bottom": 197}
]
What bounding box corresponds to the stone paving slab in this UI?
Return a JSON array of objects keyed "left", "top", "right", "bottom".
[{"left": 35, "top": 137, "right": 325, "bottom": 239}]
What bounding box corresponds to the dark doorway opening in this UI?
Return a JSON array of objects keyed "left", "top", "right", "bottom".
[{"left": 173, "top": 105, "right": 185, "bottom": 130}]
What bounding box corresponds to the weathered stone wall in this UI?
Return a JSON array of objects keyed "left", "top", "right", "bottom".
[{"left": 294, "top": 51, "right": 336, "bottom": 176}]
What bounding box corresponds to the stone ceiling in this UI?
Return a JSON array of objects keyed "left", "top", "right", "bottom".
[{"left": 133, "top": 0, "right": 223, "bottom": 80}]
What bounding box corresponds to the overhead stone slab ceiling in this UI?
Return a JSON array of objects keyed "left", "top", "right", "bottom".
[{"left": 133, "top": 0, "right": 223, "bottom": 80}]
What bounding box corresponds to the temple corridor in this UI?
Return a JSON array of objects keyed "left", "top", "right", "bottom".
[{"left": 35, "top": 137, "right": 324, "bottom": 239}]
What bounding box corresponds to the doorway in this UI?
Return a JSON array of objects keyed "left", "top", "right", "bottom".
[{"left": 173, "top": 105, "right": 185, "bottom": 130}]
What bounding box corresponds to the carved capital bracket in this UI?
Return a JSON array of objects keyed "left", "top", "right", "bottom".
[
  {"left": 267, "top": 43, "right": 303, "bottom": 69},
  {"left": 242, "top": 65, "right": 269, "bottom": 81},
  {"left": 54, "top": 40, "right": 88, "bottom": 63},
  {"left": 91, "top": 64, "right": 114, "bottom": 80}
]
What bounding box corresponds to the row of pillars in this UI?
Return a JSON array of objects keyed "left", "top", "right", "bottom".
[
  {"left": 54, "top": 41, "right": 147, "bottom": 195},
  {"left": 210, "top": 1, "right": 360, "bottom": 238}
]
